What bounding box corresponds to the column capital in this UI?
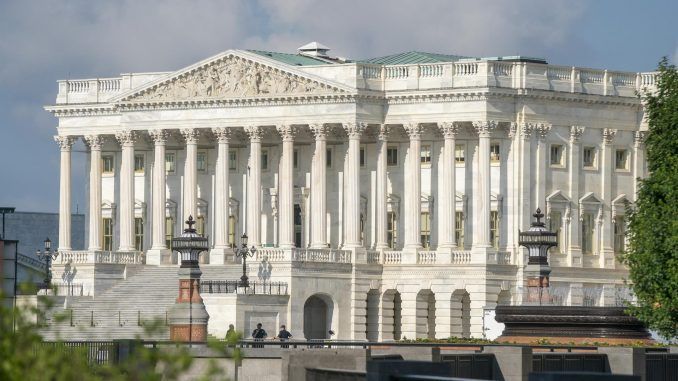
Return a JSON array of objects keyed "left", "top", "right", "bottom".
[
  {"left": 310, "top": 123, "right": 331, "bottom": 140},
  {"left": 83, "top": 135, "right": 103, "bottom": 150},
  {"left": 570, "top": 126, "right": 585, "bottom": 143},
  {"left": 403, "top": 122, "right": 423, "bottom": 140},
  {"left": 377, "top": 124, "right": 391, "bottom": 141},
  {"left": 343, "top": 121, "right": 367, "bottom": 139},
  {"left": 211, "top": 127, "right": 233, "bottom": 143},
  {"left": 245, "top": 125, "right": 264, "bottom": 142},
  {"left": 115, "top": 130, "right": 137, "bottom": 147},
  {"left": 180, "top": 128, "right": 200, "bottom": 144},
  {"left": 520, "top": 122, "right": 533, "bottom": 140},
  {"left": 634, "top": 130, "right": 647, "bottom": 146},
  {"left": 276, "top": 124, "right": 297, "bottom": 142},
  {"left": 148, "top": 129, "right": 170, "bottom": 145},
  {"left": 472, "top": 120, "right": 497, "bottom": 137},
  {"left": 437, "top": 122, "right": 460, "bottom": 139},
  {"left": 54, "top": 135, "right": 75, "bottom": 151},
  {"left": 508, "top": 122, "right": 518, "bottom": 139},
  {"left": 530, "top": 122, "right": 552, "bottom": 140},
  {"left": 602, "top": 128, "right": 617, "bottom": 145}
]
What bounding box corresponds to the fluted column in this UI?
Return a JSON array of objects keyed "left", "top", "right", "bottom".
[
  {"left": 84, "top": 135, "right": 103, "bottom": 251},
  {"left": 211, "top": 128, "right": 232, "bottom": 260},
  {"left": 181, "top": 128, "right": 199, "bottom": 221},
  {"left": 148, "top": 130, "right": 170, "bottom": 261},
  {"left": 403, "top": 122, "right": 423, "bottom": 252},
  {"left": 567, "top": 126, "right": 584, "bottom": 266},
  {"left": 437, "top": 122, "right": 458, "bottom": 251},
  {"left": 276, "top": 125, "right": 296, "bottom": 249},
  {"left": 632, "top": 131, "right": 647, "bottom": 199},
  {"left": 472, "top": 121, "right": 496, "bottom": 251},
  {"left": 343, "top": 122, "right": 365, "bottom": 248},
  {"left": 246, "top": 126, "right": 263, "bottom": 247},
  {"left": 55, "top": 136, "right": 75, "bottom": 251},
  {"left": 116, "top": 130, "right": 136, "bottom": 251},
  {"left": 375, "top": 125, "right": 390, "bottom": 250},
  {"left": 600, "top": 128, "right": 617, "bottom": 268},
  {"left": 534, "top": 123, "right": 551, "bottom": 209},
  {"left": 310, "top": 123, "right": 330, "bottom": 248}
]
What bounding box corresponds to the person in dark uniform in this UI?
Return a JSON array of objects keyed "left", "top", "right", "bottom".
[
  {"left": 252, "top": 323, "right": 267, "bottom": 347},
  {"left": 276, "top": 325, "right": 292, "bottom": 348}
]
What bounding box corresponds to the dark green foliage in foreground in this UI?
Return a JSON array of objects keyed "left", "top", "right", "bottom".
[
  {"left": 0, "top": 286, "right": 240, "bottom": 380},
  {"left": 622, "top": 58, "right": 678, "bottom": 340}
]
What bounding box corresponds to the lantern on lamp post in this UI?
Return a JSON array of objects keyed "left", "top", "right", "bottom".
[
  {"left": 36, "top": 237, "right": 58, "bottom": 287},
  {"left": 234, "top": 233, "right": 256, "bottom": 288},
  {"left": 518, "top": 208, "right": 558, "bottom": 305}
]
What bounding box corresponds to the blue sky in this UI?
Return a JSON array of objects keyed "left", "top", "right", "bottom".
[{"left": 0, "top": 0, "right": 676, "bottom": 213}]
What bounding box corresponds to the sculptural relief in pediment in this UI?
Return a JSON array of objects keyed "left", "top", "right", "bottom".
[{"left": 126, "top": 56, "right": 342, "bottom": 102}]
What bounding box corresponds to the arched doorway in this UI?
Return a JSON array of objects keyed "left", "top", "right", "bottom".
[
  {"left": 451, "top": 290, "right": 472, "bottom": 338},
  {"left": 381, "top": 289, "right": 402, "bottom": 341},
  {"left": 303, "top": 294, "right": 332, "bottom": 339},
  {"left": 416, "top": 290, "right": 436, "bottom": 339},
  {"left": 365, "top": 290, "right": 380, "bottom": 341}
]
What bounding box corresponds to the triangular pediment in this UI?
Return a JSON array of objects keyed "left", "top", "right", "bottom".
[
  {"left": 579, "top": 192, "right": 602, "bottom": 204},
  {"left": 115, "top": 50, "right": 352, "bottom": 103},
  {"left": 546, "top": 190, "right": 571, "bottom": 204}
]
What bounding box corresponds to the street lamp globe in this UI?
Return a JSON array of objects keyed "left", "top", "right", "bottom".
[{"left": 172, "top": 216, "right": 209, "bottom": 267}]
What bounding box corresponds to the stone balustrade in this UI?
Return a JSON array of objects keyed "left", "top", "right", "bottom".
[
  {"left": 56, "top": 61, "right": 658, "bottom": 105},
  {"left": 416, "top": 250, "right": 437, "bottom": 264},
  {"left": 55, "top": 250, "right": 144, "bottom": 265},
  {"left": 382, "top": 251, "right": 402, "bottom": 264},
  {"left": 451, "top": 250, "right": 472, "bottom": 264}
]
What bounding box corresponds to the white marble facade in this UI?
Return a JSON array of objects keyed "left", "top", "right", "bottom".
[{"left": 46, "top": 45, "right": 654, "bottom": 340}]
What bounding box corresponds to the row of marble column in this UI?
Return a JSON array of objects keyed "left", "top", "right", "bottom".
[{"left": 54, "top": 121, "right": 498, "bottom": 254}]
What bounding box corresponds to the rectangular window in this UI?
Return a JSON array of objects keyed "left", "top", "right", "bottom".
[
  {"left": 420, "top": 212, "right": 431, "bottom": 248},
  {"left": 455, "top": 212, "right": 464, "bottom": 247},
  {"left": 582, "top": 212, "right": 595, "bottom": 254},
  {"left": 615, "top": 149, "right": 628, "bottom": 170},
  {"left": 196, "top": 215, "right": 205, "bottom": 236},
  {"left": 229, "top": 151, "right": 237, "bottom": 171},
  {"left": 583, "top": 147, "right": 596, "bottom": 168},
  {"left": 490, "top": 144, "right": 500, "bottom": 162},
  {"left": 134, "top": 218, "right": 144, "bottom": 251},
  {"left": 550, "top": 145, "right": 564, "bottom": 166},
  {"left": 197, "top": 152, "right": 207, "bottom": 172},
  {"left": 102, "top": 155, "right": 114, "bottom": 174},
  {"left": 326, "top": 148, "right": 332, "bottom": 168},
  {"left": 293, "top": 149, "right": 298, "bottom": 169},
  {"left": 360, "top": 146, "right": 366, "bottom": 167},
  {"left": 420, "top": 145, "right": 431, "bottom": 165},
  {"left": 455, "top": 144, "right": 465, "bottom": 163},
  {"left": 261, "top": 150, "right": 269, "bottom": 171},
  {"left": 228, "top": 215, "right": 236, "bottom": 248},
  {"left": 165, "top": 153, "right": 176, "bottom": 173},
  {"left": 550, "top": 211, "right": 563, "bottom": 253},
  {"left": 387, "top": 212, "right": 398, "bottom": 249},
  {"left": 490, "top": 211, "right": 500, "bottom": 248},
  {"left": 134, "top": 154, "right": 145, "bottom": 173},
  {"left": 102, "top": 218, "right": 113, "bottom": 251},
  {"left": 614, "top": 216, "right": 626, "bottom": 254},
  {"left": 387, "top": 147, "right": 398, "bottom": 166},
  {"left": 165, "top": 217, "right": 174, "bottom": 250}
]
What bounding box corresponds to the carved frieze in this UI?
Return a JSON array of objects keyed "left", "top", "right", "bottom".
[{"left": 125, "top": 56, "right": 342, "bottom": 102}]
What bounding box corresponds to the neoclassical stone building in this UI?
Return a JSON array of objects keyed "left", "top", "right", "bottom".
[{"left": 45, "top": 43, "right": 654, "bottom": 340}]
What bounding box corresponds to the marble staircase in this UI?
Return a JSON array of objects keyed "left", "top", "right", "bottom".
[{"left": 40, "top": 265, "right": 246, "bottom": 341}]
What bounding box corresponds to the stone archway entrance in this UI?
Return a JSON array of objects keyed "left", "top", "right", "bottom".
[{"left": 303, "top": 294, "right": 331, "bottom": 339}]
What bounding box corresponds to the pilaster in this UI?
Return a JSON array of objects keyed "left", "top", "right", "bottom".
[
  {"left": 632, "top": 131, "right": 647, "bottom": 200},
  {"left": 567, "top": 126, "right": 585, "bottom": 267},
  {"left": 600, "top": 128, "right": 617, "bottom": 268},
  {"left": 533, "top": 123, "right": 551, "bottom": 210}
]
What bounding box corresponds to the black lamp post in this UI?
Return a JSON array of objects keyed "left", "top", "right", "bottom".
[
  {"left": 36, "top": 237, "right": 59, "bottom": 287},
  {"left": 172, "top": 216, "right": 209, "bottom": 268},
  {"left": 518, "top": 208, "right": 558, "bottom": 304},
  {"left": 234, "top": 233, "right": 256, "bottom": 288}
]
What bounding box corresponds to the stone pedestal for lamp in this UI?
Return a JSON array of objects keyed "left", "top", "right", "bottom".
[{"left": 168, "top": 265, "right": 209, "bottom": 342}]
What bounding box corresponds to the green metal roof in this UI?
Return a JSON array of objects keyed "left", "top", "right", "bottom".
[
  {"left": 360, "top": 51, "right": 470, "bottom": 65},
  {"left": 248, "top": 50, "right": 333, "bottom": 66}
]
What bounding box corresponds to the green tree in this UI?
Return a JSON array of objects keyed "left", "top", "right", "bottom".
[{"left": 623, "top": 58, "right": 678, "bottom": 339}]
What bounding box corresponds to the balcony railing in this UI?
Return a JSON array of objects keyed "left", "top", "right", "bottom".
[
  {"left": 55, "top": 250, "right": 144, "bottom": 265},
  {"left": 200, "top": 280, "right": 288, "bottom": 295}
]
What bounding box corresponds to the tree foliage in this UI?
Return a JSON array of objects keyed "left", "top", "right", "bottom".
[
  {"left": 623, "top": 58, "right": 678, "bottom": 339},
  {"left": 0, "top": 287, "right": 240, "bottom": 380}
]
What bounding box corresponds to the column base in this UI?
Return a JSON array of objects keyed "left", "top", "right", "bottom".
[
  {"left": 146, "top": 248, "right": 172, "bottom": 265},
  {"left": 209, "top": 247, "right": 234, "bottom": 265}
]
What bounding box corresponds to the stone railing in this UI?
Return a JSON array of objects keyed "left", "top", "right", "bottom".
[
  {"left": 487, "top": 251, "right": 512, "bottom": 265},
  {"left": 451, "top": 250, "right": 472, "bottom": 264},
  {"left": 358, "top": 60, "right": 658, "bottom": 97},
  {"left": 255, "top": 248, "right": 288, "bottom": 262},
  {"left": 416, "top": 250, "right": 437, "bottom": 264},
  {"left": 56, "top": 77, "right": 123, "bottom": 104},
  {"left": 17, "top": 253, "right": 47, "bottom": 272},
  {"left": 382, "top": 251, "right": 402, "bottom": 264},
  {"left": 55, "top": 250, "right": 144, "bottom": 265},
  {"left": 366, "top": 250, "right": 380, "bottom": 264},
  {"left": 292, "top": 248, "right": 352, "bottom": 263}
]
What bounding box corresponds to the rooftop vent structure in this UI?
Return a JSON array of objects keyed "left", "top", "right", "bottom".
[{"left": 298, "top": 41, "right": 330, "bottom": 58}]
